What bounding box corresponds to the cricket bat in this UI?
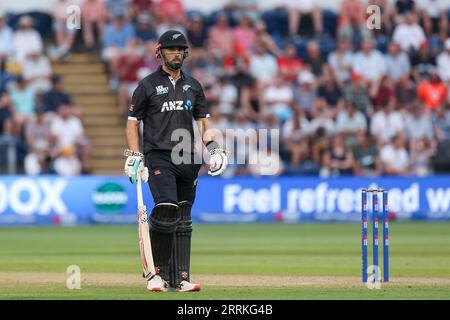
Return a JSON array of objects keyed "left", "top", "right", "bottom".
[
  {"left": 136, "top": 174, "right": 156, "bottom": 280},
  {"left": 124, "top": 149, "right": 156, "bottom": 280}
]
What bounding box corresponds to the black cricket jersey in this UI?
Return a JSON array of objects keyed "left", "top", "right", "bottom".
[{"left": 128, "top": 66, "right": 209, "bottom": 154}]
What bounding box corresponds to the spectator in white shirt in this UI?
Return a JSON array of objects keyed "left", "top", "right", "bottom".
[
  {"left": 352, "top": 38, "right": 387, "bottom": 97},
  {"left": 370, "top": 101, "right": 406, "bottom": 146},
  {"left": 13, "top": 16, "right": 43, "bottom": 64},
  {"left": 404, "top": 102, "right": 434, "bottom": 141},
  {"left": 408, "top": 80, "right": 439, "bottom": 174},
  {"left": 23, "top": 107, "right": 51, "bottom": 175},
  {"left": 327, "top": 38, "right": 353, "bottom": 86},
  {"left": 385, "top": 42, "right": 411, "bottom": 82},
  {"left": 380, "top": 133, "right": 411, "bottom": 175},
  {"left": 295, "top": 71, "right": 317, "bottom": 114},
  {"left": 263, "top": 75, "right": 294, "bottom": 122},
  {"left": 392, "top": 12, "right": 426, "bottom": 52},
  {"left": 53, "top": 145, "right": 82, "bottom": 176},
  {"left": 21, "top": 51, "right": 52, "bottom": 94},
  {"left": 249, "top": 42, "right": 278, "bottom": 85},
  {"left": 49, "top": 104, "right": 92, "bottom": 173},
  {"left": 282, "top": 108, "right": 311, "bottom": 141},
  {"left": 436, "top": 39, "right": 450, "bottom": 83},
  {"left": 0, "top": 11, "right": 14, "bottom": 59},
  {"left": 335, "top": 102, "right": 367, "bottom": 146},
  {"left": 50, "top": 104, "right": 85, "bottom": 150}
]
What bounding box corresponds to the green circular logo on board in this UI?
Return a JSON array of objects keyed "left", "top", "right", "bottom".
[{"left": 92, "top": 183, "right": 128, "bottom": 213}]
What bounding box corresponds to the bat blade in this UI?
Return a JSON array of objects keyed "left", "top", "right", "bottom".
[{"left": 138, "top": 205, "right": 155, "bottom": 279}]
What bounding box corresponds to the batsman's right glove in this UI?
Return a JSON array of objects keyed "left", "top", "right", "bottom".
[{"left": 124, "top": 149, "right": 149, "bottom": 184}]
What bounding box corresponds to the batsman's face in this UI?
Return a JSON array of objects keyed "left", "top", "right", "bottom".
[{"left": 163, "top": 47, "right": 184, "bottom": 68}]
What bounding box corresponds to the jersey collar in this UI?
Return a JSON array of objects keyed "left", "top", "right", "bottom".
[{"left": 158, "top": 65, "right": 185, "bottom": 80}]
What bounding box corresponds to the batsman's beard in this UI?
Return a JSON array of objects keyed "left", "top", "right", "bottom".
[{"left": 162, "top": 53, "right": 183, "bottom": 72}]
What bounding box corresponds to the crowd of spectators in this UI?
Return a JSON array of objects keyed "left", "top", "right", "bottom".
[
  {"left": 1, "top": 0, "right": 450, "bottom": 177},
  {"left": 0, "top": 10, "right": 91, "bottom": 175}
]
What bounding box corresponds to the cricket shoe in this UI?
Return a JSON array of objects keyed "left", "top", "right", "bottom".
[
  {"left": 176, "top": 280, "right": 201, "bottom": 292},
  {"left": 146, "top": 274, "right": 169, "bottom": 292}
]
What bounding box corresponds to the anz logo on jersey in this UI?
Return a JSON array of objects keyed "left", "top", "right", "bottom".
[{"left": 161, "top": 100, "right": 193, "bottom": 112}]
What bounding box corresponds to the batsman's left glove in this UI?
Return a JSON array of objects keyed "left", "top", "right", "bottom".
[{"left": 206, "top": 141, "right": 228, "bottom": 176}]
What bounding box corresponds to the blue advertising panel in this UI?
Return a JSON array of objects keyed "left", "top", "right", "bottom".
[
  {"left": 195, "top": 176, "right": 450, "bottom": 223},
  {"left": 0, "top": 175, "right": 149, "bottom": 225},
  {"left": 0, "top": 175, "right": 450, "bottom": 225}
]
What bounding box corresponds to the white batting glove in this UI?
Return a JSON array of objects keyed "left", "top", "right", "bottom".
[
  {"left": 124, "top": 150, "right": 149, "bottom": 184},
  {"left": 206, "top": 141, "right": 228, "bottom": 176}
]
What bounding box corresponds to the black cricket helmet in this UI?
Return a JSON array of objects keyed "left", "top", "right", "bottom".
[
  {"left": 156, "top": 30, "right": 189, "bottom": 70},
  {"left": 158, "top": 30, "right": 188, "bottom": 49}
]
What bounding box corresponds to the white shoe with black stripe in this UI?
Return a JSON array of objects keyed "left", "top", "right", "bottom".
[{"left": 147, "top": 275, "right": 169, "bottom": 292}]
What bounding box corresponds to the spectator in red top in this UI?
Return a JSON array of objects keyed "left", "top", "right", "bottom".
[
  {"left": 157, "top": 0, "right": 185, "bottom": 25},
  {"left": 417, "top": 70, "right": 448, "bottom": 111},
  {"left": 142, "top": 41, "right": 159, "bottom": 71},
  {"left": 278, "top": 44, "right": 303, "bottom": 83},
  {"left": 232, "top": 15, "right": 256, "bottom": 55},
  {"left": 208, "top": 13, "right": 234, "bottom": 59},
  {"left": 117, "top": 39, "right": 148, "bottom": 115},
  {"left": 82, "top": 0, "right": 107, "bottom": 52},
  {"left": 130, "top": 0, "right": 154, "bottom": 20},
  {"left": 373, "top": 75, "right": 396, "bottom": 108}
]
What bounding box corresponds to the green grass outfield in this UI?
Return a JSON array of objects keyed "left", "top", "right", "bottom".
[{"left": 0, "top": 223, "right": 449, "bottom": 299}]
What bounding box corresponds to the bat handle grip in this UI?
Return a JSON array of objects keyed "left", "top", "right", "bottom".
[
  {"left": 136, "top": 163, "right": 146, "bottom": 207},
  {"left": 137, "top": 176, "right": 143, "bottom": 207}
]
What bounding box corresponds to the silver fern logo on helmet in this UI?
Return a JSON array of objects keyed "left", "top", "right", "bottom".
[{"left": 172, "top": 34, "right": 182, "bottom": 40}]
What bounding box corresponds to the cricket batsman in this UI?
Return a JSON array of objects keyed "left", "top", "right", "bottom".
[{"left": 124, "top": 30, "right": 228, "bottom": 292}]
